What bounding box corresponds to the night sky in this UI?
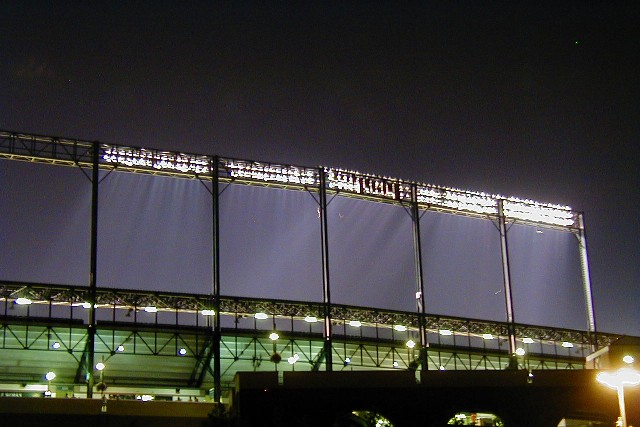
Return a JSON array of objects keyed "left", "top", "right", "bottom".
[{"left": 1, "top": 2, "right": 638, "bottom": 336}]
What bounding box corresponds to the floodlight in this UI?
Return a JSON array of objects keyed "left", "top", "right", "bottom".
[
  {"left": 178, "top": 348, "right": 187, "bottom": 356},
  {"left": 269, "top": 332, "right": 279, "bottom": 341},
  {"left": 348, "top": 320, "right": 362, "bottom": 328},
  {"left": 515, "top": 348, "right": 526, "bottom": 356},
  {"left": 117, "top": 345, "right": 125, "bottom": 352},
  {"left": 254, "top": 312, "right": 269, "bottom": 320},
  {"left": 623, "top": 355, "right": 635, "bottom": 365},
  {"left": 201, "top": 309, "right": 215, "bottom": 316},
  {"left": 51, "top": 342, "right": 61, "bottom": 349},
  {"left": 482, "top": 334, "right": 494, "bottom": 340},
  {"left": 439, "top": 329, "right": 452, "bottom": 336},
  {"left": 95, "top": 362, "right": 106, "bottom": 371},
  {"left": 143, "top": 306, "right": 157, "bottom": 313},
  {"left": 45, "top": 371, "right": 56, "bottom": 381},
  {"left": 15, "top": 297, "right": 32, "bottom": 305},
  {"left": 304, "top": 316, "right": 318, "bottom": 323},
  {"left": 522, "top": 338, "right": 535, "bottom": 344},
  {"left": 406, "top": 339, "right": 416, "bottom": 349},
  {"left": 394, "top": 325, "right": 407, "bottom": 332},
  {"left": 561, "top": 342, "right": 573, "bottom": 348},
  {"left": 81, "top": 302, "right": 91, "bottom": 309}
]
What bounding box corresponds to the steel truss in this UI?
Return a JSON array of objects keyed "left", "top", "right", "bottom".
[
  {"left": 0, "top": 281, "right": 618, "bottom": 392},
  {"left": 0, "top": 130, "right": 601, "bottom": 399}
]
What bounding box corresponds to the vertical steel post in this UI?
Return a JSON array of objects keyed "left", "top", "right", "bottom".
[
  {"left": 211, "top": 156, "right": 222, "bottom": 402},
  {"left": 577, "top": 212, "right": 598, "bottom": 350},
  {"left": 497, "top": 200, "right": 517, "bottom": 366},
  {"left": 87, "top": 141, "right": 99, "bottom": 398},
  {"left": 319, "top": 168, "right": 333, "bottom": 370},
  {"left": 410, "top": 184, "right": 428, "bottom": 369}
]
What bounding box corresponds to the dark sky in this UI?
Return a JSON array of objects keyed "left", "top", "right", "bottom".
[{"left": 1, "top": 1, "right": 638, "bottom": 336}]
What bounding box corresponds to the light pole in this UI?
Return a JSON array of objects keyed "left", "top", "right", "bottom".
[
  {"left": 596, "top": 359, "right": 640, "bottom": 427},
  {"left": 44, "top": 371, "right": 56, "bottom": 397}
]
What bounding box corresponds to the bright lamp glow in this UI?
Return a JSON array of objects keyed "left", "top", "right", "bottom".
[
  {"left": 482, "top": 334, "right": 494, "bottom": 340},
  {"left": 143, "top": 306, "right": 157, "bottom": 313},
  {"left": 15, "top": 297, "right": 32, "bottom": 305},
  {"left": 45, "top": 371, "right": 56, "bottom": 381},
  {"left": 623, "top": 355, "right": 635, "bottom": 365},
  {"left": 561, "top": 341, "right": 573, "bottom": 348},
  {"left": 269, "top": 332, "right": 279, "bottom": 341},
  {"left": 394, "top": 325, "right": 407, "bottom": 332},
  {"left": 522, "top": 338, "right": 535, "bottom": 344},
  {"left": 201, "top": 309, "right": 215, "bottom": 316},
  {"left": 287, "top": 354, "right": 300, "bottom": 364},
  {"left": 178, "top": 348, "right": 187, "bottom": 356},
  {"left": 51, "top": 342, "right": 61, "bottom": 349},
  {"left": 117, "top": 345, "right": 125, "bottom": 352},
  {"left": 597, "top": 368, "right": 640, "bottom": 389},
  {"left": 439, "top": 329, "right": 453, "bottom": 336},
  {"left": 406, "top": 339, "right": 416, "bottom": 349},
  {"left": 81, "top": 302, "right": 91, "bottom": 309},
  {"left": 95, "top": 362, "right": 106, "bottom": 371},
  {"left": 515, "top": 348, "right": 526, "bottom": 356},
  {"left": 304, "top": 316, "right": 318, "bottom": 323},
  {"left": 348, "top": 320, "right": 362, "bottom": 328},
  {"left": 255, "top": 312, "right": 269, "bottom": 320}
]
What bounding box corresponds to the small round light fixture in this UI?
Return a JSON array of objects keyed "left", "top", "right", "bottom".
[
  {"left": 178, "top": 348, "right": 187, "bottom": 356},
  {"left": 348, "top": 320, "right": 362, "bottom": 328},
  {"left": 15, "top": 297, "right": 32, "bottom": 305},
  {"left": 45, "top": 371, "right": 56, "bottom": 381},
  {"left": 143, "top": 306, "right": 157, "bottom": 313},
  {"left": 269, "top": 332, "right": 279, "bottom": 341},
  {"left": 51, "top": 342, "right": 61, "bottom": 349},
  {"left": 515, "top": 348, "right": 526, "bottom": 356},
  {"left": 406, "top": 339, "right": 416, "bottom": 349},
  {"left": 254, "top": 312, "right": 269, "bottom": 320},
  {"left": 95, "top": 362, "right": 106, "bottom": 371},
  {"left": 623, "top": 355, "right": 635, "bottom": 365},
  {"left": 116, "top": 345, "right": 125, "bottom": 352},
  {"left": 201, "top": 309, "right": 215, "bottom": 316},
  {"left": 304, "top": 316, "right": 318, "bottom": 323},
  {"left": 394, "top": 325, "right": 407, "bottom": 332}
]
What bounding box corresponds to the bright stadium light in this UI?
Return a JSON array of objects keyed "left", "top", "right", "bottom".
[
  {"left": 95, "top": 362, "right": 106, "bottom": 371},
  {"left": 15, "top": 297, "right": 32, "bottom": 305},
  {"left": 269, "top": 332, "right": 279, "bottom": 341},
  {"left": 561, "top": 342, "right": 574, "bottom": 348},
  {"left": 45, "top": 371, "right": 56, "bottom": 381},
  {"left": 304, "top": 316, "right": 318, "bottom": 323},
  {"left": 482, "top": 334, "right": 494, "bottom": 340},
  {"left": 201, "top": 309, "right": 215, "bottom": 316},
  {"left": 439, "top": 329, "right": 453, "bottom": 336},
  {"left": 406, "top": 339, "right": 416, "bottom": 349},
  {"left": 394, "top": 325, "right": 407, "bottom": 332},
  {"left": 255, "top": 312, "right": 269, "bottom": 320},
  {"left": 522, "top": 338, "right": 535, "bottom": 344},
  {"left": 143, "top": 306, "right": 157, "bottom": 313},
  {"left": 597, "top": 367, "right": 640, "bottom": 427},
  {"left": 515, "top": 348, "right": 526, "bottom": 356},
  {"left": 348, "top": 320, "right": 362, "bottom": 328},
  {"left": 51, "top": 342, "right": 61, "bottom": 349}
]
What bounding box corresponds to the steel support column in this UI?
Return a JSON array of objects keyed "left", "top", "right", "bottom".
[
  {"left": 411, "top": 184, "right": 428, "bottom": 369},
  {"left": 577, "top": 212, "right": 597, "bottom": 350},
  {"left": 319, "top": 168, "right": 332, "bottom": 370},
  {"left": 86, "top": 142, "right": 99, "bottom": 397},
  {"left": 497, "top": 200, "right": 517, "bottom": 366},
  {"left": 211, "top": 157, "right": 222, "bottom": 402}
]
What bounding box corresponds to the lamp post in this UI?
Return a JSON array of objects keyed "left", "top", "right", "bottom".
[
  {"left": 44, "top": 371, "right": 56, "bottom": 397},
  {"left": 596, "top": 361, "right": 640, "bottom": 427}
]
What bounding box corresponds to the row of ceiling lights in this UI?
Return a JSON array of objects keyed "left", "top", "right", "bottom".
[{"left": 13, "top": 299, "right": 577, "bottom": 349}]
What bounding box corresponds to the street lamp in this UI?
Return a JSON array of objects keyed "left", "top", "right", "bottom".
[{"left": 596, "top": 360, "right": 640, "bottom": 427}]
